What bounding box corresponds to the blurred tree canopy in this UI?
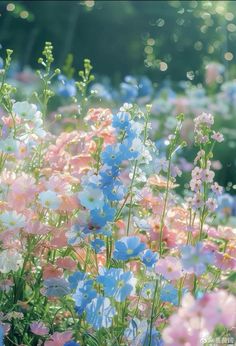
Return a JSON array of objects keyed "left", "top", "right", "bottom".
[{"left": 0, "top": 0, "right": 236, "bottom": 82}]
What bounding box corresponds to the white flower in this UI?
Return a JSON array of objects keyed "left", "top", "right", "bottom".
[
  {"left": 13, "top": 101, "right": 37, "bottom": 120},
  {"left": 0, "top": 211, "right": 26, "bottom": 230},
  {"left": 0, "top": 250, "right": 23, "bottom": 273}
]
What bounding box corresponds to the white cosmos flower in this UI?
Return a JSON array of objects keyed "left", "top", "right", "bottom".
[{"left": 0, "top": 250, "right": 23, "bottom": 273}]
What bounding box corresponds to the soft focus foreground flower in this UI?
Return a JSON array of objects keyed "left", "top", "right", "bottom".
[{"left": 181, "top": 242, "right": 214, "bottom": 276}]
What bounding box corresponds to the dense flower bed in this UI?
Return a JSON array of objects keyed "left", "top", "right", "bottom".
[{"left": 0, "top": 45, "right": 235, "bottom": 346}]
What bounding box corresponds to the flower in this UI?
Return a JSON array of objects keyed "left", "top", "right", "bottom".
[
  {"left": 13, "top": 101, "right": 37, "bottom": 120},
  {"left": 90, "top": 204, "right": 115, "bottom": 227},
  {"left": 101, "top": 144, "right": 123, "bottom": 166},
  {"left": 98, "top": 268, "right": 136, "bottom": 302},
  {"left": 43, "top": 278, "right": 70, "bottom": 297},
  {"left": 155, "top": 256, "right": 183, "bottom": 280},
  {"left": 38, "top": 190, "right": 61, "bottom": 209},
  {"left": 64, "top": 341, "right": 80, "bottom": 346},
  {"left": 45, "top": 331, "right": 73, "bottom": 346},
  {"left": 78, "top": 186, "right": 104, "bottom": 210},
  {"left": 160, "top": 284, "right": 179, "bottom": 306},
  {"left": 85, "top": 296, "right": 116, "bottom": 330},
  {"left": 113, "top": 236, "right": 146, "bottom": 261},
  {"left": 0, "top": 210, "right": 26, "bottom": 230},
  {"left": 68, "top": 271, "right": 86, "bottom": 290},
  {"left": 181, "top": 242, "right": 213, "bottom": 276},
  {"left": 0, "top": 250, "right": 23, "bottom": 273},
  {"left": 91, "top": 239, "right": 105, "bottom": 253},
  {"left": 112, "top": 111, "right": 130, "bottom": 130},
  {"left": 140, "top": 249, "right": 158, "bottom": 268},
  {"left": 141, "top": 282, "right": 155, "bottom": 299},
  {"left": 30, "top": 321, "right": 49, "bottom": 336},
  {"left": 211, "top": 131, "right": 224, "bottom": 142},
  {"left": 72, "top": 279, "right": 97, "bottom": 315}
]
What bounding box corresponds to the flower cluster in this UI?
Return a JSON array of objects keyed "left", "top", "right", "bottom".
[{"left": 0, "top": 47, "right": 235, "bottom": 346}]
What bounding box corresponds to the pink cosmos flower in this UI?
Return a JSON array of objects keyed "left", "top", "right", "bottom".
[
  {"left": 214, "top": 252, "right": 236, "bottom": 270},
  {"left": 56, "top": 257, "right": 77, "bottom": 271},
  {"left": 201, "top": 290, "right": 236, "bottom": 332},
  {"left": 45, "top": 331, "right": 73, "bottom": 346},
  {"left": 155, "top": 256, "right": 183, "bottom": 280},
  {"left": 30, "top": 321, "right": 49, "bottom": 336}
]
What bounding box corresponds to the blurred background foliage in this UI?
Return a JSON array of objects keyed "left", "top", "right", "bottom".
[{"left": 0, "top": 0, "right": 236, "bottom": 83}]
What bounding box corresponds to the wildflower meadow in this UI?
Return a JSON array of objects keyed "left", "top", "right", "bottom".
[
  {"left": 0, "top": 1, "right": 236, "bottom": 346},
  {"left": 0, "top": 41, "right": 235, "bottom": 346}
]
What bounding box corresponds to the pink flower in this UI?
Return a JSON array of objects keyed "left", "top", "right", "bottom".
[
  {"left": 155, "top": 256, "right": 183, "bottom": 280},
  {"left": 56, "top": 257, "right": 77, "bottom": 271},
  {"left": 201, "top": 291, "right": 236, "bottom": 332},
  {"left": 214, "top": 252, "right": 236, "bottom": 270},
  {"left": 30, "top": 321, "right": 49, "bottom": 336},
  {"left": 45, "top": 331, "right": 73, "bottom": 346},
  {"left": 211, "top": 182, "right": 223, "bottom": 196},
  {"left": 211, "top": 131, "right": 224, "bottom": 143},
  {"left": 162, "top": 314, "right": 201, "bottom": 346},
  {"left": 206, "top": 197, "right": 218, "bottom": 212}
]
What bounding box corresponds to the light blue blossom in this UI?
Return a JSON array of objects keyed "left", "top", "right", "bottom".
[
  {"left": 140, "top": 249, "right": 158, "bottom": 268},
  {"left": 113, "top": 236, "right": 146, "bottom": 261},
  {"left": 141, "top": 282, "right": 155, "bottom": 300},
  {"left": 85, "top": 296, "right": 116, "bottom": 330},
  {"left": 38, "top": 190, "right": 61, "bottom": 209},
  {"left": 181, "top": 242, "right": 214, "bottom": 276},
  {"left": 97, "top": 268, "right": 136, "bottom": 302},
  {"left": 13, "top": 101, "right": 37, "bottom": 120},
  {"left": 0, "top": 211, "right": 26, "bottom": 230},
  {"left": 160, "top": 283, "right": 178, "bottom": 306},
  {"left": 78, "top": 186, "right": 104, "bottom": 210},
  {"left": 43, "top": 278, "right": 70, "bottom": 297}
]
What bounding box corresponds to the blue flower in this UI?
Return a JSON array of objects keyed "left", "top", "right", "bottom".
[
  {"left": 90, "top": 204, "right": 115, "bottom": 227},
  {"left": 99, "top": 165, "right": 120, "bottom": 186},
  {"left": 91, "top": 239, "right": 105, "bottom": 253},
  {"left": 68, "top": 271, "right": 86, "bottom": 290},
  {"left": 141, "top": 329, "right": 163, "bottom": 346},
  {"left": 73, "top": 279, "right": 97, "bottom": 316},
  {"left": 141, "top": 282, "right": 155, "bottom": 299},
  {"left": 43, "top": 278, "right": 70, "bottom": 297},
  {"left": 113, "top": 236, "right": 146, "bottom": 261},
  {"left": 138, "top": 76, "right": 153, "bottom": 98},
  {"left": 78, "top": 186, "right": 104, "bottom": 210},
  {"left": 112, "top": 111, "right": 130, "bottom": 130},
  {"left": 101, "top": 145, "right": 123, "bottom": 166},
  {"left": 58, "top": 75, "right": 76, "bottom": 98},
  {"left": 85, "top": 295, "right": 116, "bottom": 330},
  {"left": 181, "top": 242, "right": 214, "bottom": 276},
  {"left": 119, "top": 139, "right": 139, "bottom": 161},
  {"left": 38, "top": 190, "right": 61, "bottom": 210},
  {"left": 160, "top": 284, "right": 178, "bottom": 306},
  {"left": 64, "top": 341, "right": 80, "bottom": 346},
  {"left": 140, "top": 249, "right": 158, "bottom": 268},
  {"left": 97, "top": 268, "right": 136, "bottom": 302},
  {"left": 102, "top": 181, "right": 126, "bottom": 201},
  {"left": 0, "top": 324, "right": 3, "bottom": 346},
  {"left": 120, "top": 77, "right": 138, "bottom": 103}
]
